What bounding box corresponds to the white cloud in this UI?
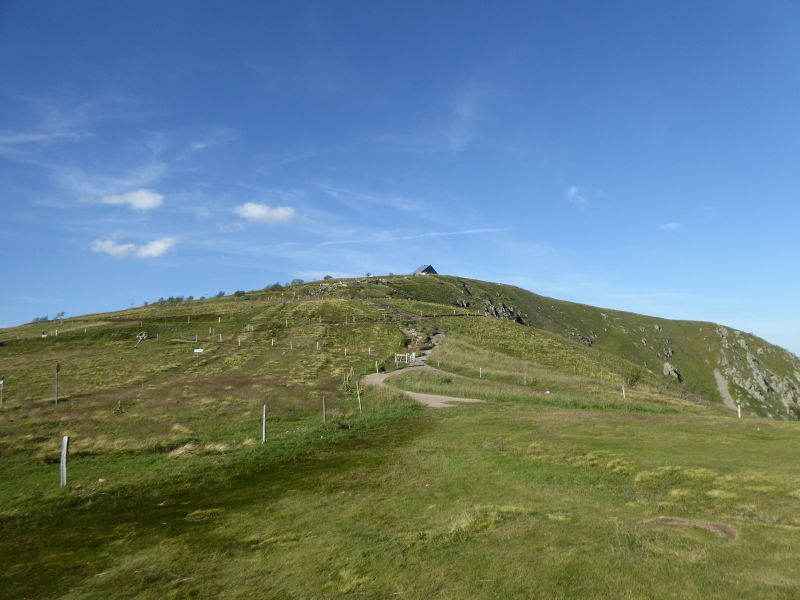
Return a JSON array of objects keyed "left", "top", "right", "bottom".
[
  {"left": 100, "top": 188, "right": 164, "bottom": 211},
  {"left": 234, "top": 202, "right": 296, "bottom": 224},
  {"left": 136, "top": 237, "right": 176, "bottom": 258},
  {"left": 565, "top": 186, "right": 587, "bottom": 208},
  {"left": 91, "top": 237, "right": 176, "bottom": 259},
  {"left": 658, "top": 222, "right": 683, "bottom": 230},
  {"left": 91, "top": 239, "right": 136, "bottom": 258}
]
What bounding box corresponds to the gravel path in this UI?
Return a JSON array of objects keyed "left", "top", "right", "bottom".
[
  {"left": 362, "top": 365, "right": 486, "bottom": 409},
  {"left": 362, "top": 331, "right": 485, "bottom": 409}
]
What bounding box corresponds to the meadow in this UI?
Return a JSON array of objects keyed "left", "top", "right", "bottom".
[{"left": 2, "top": 278, "right": 800, "bottom": 598}]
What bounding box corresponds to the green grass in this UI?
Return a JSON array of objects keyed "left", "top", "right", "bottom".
[
  {"left": 3, "top": 277, "right": 800, "bottom": 598},
  {"left": 6, "top": 404, "right": 800, "bottom": 598}
]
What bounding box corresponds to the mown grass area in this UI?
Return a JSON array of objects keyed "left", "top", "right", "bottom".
[{"left": 5, "top": 403, "right": 800, "bottom": 598}]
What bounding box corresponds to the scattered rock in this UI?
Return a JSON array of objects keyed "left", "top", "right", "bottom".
[{"left": 663, "top": 362, "right": 682, "bottom": 383}]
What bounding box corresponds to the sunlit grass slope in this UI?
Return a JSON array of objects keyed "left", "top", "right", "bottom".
[{"left": 1, "top": 275, "right": 800, "bottom": 598}]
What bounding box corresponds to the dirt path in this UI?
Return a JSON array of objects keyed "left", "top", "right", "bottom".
[
  {"left": 362, "top": 331, "right": 485, "bottom": 409},
  {"left": 362, "top": 365, "right": 485, "bottom": 408},
  {"left": 713, "top": 368, "right": 738, "bottom": 412}
]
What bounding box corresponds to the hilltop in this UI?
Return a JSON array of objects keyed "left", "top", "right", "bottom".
[
  {"left": 334, "top": 274, "right": 800, "bottom": 419},
  {"left": 202, "top": 272, "right": 800, "bottom": 420},
  {"left": 2, "top": 273, "right": 800, "bottom": 598}
]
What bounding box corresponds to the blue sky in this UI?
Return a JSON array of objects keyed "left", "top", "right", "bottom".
[{"left": 2, "top": 1, "right": 800, "bottom": 352}]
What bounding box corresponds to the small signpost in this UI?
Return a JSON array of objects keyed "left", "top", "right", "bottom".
[
  {"left": 60, "top": 435, "right": 70, "bottom": 488},
  {"left": 262, "top": 404, "right": 267, "bottom": 443},
  {"left": 194, "top": 348, "right": 204, "bottom": 354}
]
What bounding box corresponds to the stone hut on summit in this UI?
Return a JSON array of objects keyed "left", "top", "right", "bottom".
[{"left": 413, "top": 265, "right": 438, "bottom": 275}]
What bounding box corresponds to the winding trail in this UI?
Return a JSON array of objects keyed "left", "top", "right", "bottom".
[{"left": 362, "top": 331, "right": 486, "bottom": 409}]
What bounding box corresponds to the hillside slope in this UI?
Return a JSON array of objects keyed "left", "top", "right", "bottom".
[
  {"left": 5, "top": 275, "right": 800, "bottom": 598},
  {"left": 298, "top": 274, "right": 800, "bottom": 419}
]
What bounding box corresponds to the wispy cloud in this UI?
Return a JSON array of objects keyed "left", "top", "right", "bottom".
[
  {"left": 234, "top": 202, "right": 297, "bottom": 224},
  {"left": 658, "top": 222, "right": 683, "bottom": 230},
  {"left": 0, "top": 95, "right": 153, "bottom": 158},
  {"left": 100, "top": 188, "right": 164, "bottom": 211},
  {"left": 91, "top": 237, "right": 176, "bottom": 259},
  {"left": 321, "top": 227, "right": 505, "bottom": 246},
  {"left": 448, "top": 86, "right": 483, "bottom": 154},
  {"left": 55, "top": 159, "right": 168, "bottom": 198},
  {"left": 319, "top": 184, "right": 424, "bottom": 215},
  {"left": 565, "top": 185, "right": 587, "bottom": 208}
]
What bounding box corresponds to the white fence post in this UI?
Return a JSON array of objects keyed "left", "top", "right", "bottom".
[
  {"left": 262, "top": 405, "right": 267, "bottom": 443},
  {"left": 356, "top": 381, "right": 362, "bottom": 414},
  {"left": 60, "top": 436, "right": 70, "bottom": 488}
]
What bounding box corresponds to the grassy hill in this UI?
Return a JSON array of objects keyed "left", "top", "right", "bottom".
[
  {"left": 341, "top": 274, "right": 800, "bottom": 419},
  {"left": 2, "top": 274, "right": 800, "bottom": 598}
]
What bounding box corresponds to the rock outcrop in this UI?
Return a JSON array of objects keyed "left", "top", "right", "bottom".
[
  {"left": 716, "top": 326, "right": 800, "bottom": 418},
  {"left": 483, "top": 298, "right": 527, "bottom": 324},
  {"left": 663, "top": 361, "right": 683, "bottom": 382}
]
